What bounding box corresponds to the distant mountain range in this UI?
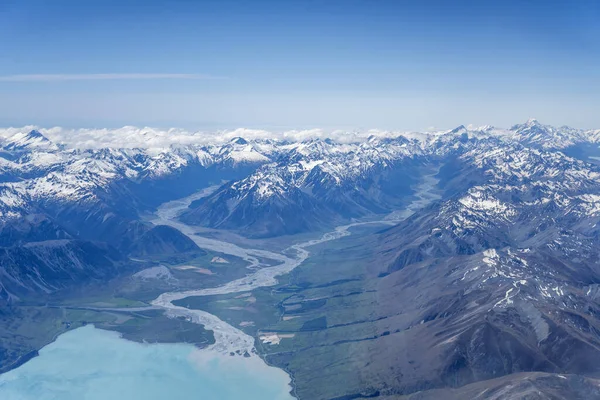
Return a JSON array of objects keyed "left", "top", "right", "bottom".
[{"left": 1, "top": 119, "right": 600, "bottom": 245}]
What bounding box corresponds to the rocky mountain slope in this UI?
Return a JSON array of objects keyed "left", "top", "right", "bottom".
[
  {"left": 254, "top": 129, "right": 600, "bottom": 398},
  {"left": 127, "top": 225, "right": 203, "bottom": 257},
  {"left": 0, "top": 240, "right": 123, "bottom": 304}
]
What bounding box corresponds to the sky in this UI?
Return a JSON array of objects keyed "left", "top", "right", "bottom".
[{"left": 0, "top": 0, "right": 599, "bottom": 131}]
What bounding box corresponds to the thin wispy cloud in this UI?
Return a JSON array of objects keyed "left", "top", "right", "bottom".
[{"left": 0, "top": 73, "right": 222, "bottom": 82}]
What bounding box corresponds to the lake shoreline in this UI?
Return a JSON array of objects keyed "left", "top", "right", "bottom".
[{"left": 0, "top": 324, "right": 294, "bottom": 400}]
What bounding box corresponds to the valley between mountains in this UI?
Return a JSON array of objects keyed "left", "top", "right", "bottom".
[{"left": 2, "top": 119, "right": 600, "bottom": 398}]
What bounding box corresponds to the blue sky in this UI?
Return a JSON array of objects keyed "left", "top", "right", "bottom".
[{"left": 0, "top": 0, "right": 599, "bottom": 130}]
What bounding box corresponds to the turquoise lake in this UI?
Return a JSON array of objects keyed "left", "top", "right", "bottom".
[{"left": 0, "top": 325, "right": 293, "bottom": 400}]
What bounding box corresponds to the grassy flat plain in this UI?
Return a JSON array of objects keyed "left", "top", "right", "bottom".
[{"left": 174, "top": 223, "right": 389, "bottom": 400}]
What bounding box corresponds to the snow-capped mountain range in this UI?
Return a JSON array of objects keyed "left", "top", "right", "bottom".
[
  {"left": 0, "top": 130, "right": 271, "bottom": 221},
  {"left": 1, "top": 119, "right": 600, "bottom": 239}
]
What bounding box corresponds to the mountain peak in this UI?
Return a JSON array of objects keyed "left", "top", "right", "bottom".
[
  {"left": 230, "top": 137, "right": 248, "bottom": 145},
  {"left": 510, "top": 118, "right": 545, "bottom": 132},
  {"left": 4, "top": 129, "right": 57, "bottom": 151},
  {"left": 450, "top": 125, "right": 467, "bottom": 134},
  {"left": 26, "top": 130, "right": 48, "bottom": 140}
]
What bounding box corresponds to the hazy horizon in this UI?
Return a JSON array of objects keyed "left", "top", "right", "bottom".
[{"left": 1, "top": 0, "right": 599, "bottom": 130}]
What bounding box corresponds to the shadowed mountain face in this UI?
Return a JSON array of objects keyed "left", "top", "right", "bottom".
[
  {"left": 127, "top": 225, "right": 203, "bottom": 257},
  {"left": 398, "top": 372, "right": 600, "bottom": 400},
  {"left": 0, "top": 215, "right": 71, "bottom": 247},
  {"left": 0, "top": 240, "right": 124, "bottom": 304}
]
